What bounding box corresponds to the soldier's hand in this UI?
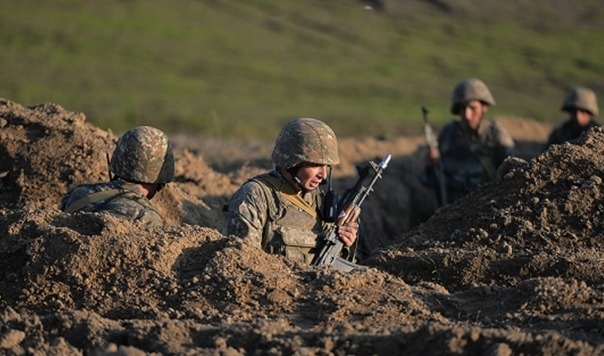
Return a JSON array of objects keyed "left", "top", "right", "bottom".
[
  {"left": 337, "top": 222, "right": 358, "bottom": 247},
  {"left": 425, "top": 146, "right": 440, "bottom": 167}
]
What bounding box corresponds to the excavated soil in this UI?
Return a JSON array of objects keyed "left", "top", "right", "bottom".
[{"left": 1, "top": 99, "right": 603, "bottom": 355}]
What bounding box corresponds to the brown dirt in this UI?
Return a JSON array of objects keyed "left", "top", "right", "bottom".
[{"left": 1, "top": 99, "right": 603, "bottom": 355}]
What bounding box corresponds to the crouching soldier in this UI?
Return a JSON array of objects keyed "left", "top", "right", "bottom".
[
  {"left": 422, "top": 78, "right": 516, "bottom": 205},
  {"left": 61, "top": 126, "right": 174, "bottom": 227},
  {"left": 225, "top": 118, "right": 359, "bottom": 264},
  {"left": 545, "top": 86, "right": 600, "bottom": 149}
]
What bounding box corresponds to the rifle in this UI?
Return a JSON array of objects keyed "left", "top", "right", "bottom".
[
  {"left": 312, "top": 154, "right": 392, "bottom": 272},
  {"left": 422, "top": 106, "right": 448, "bottom": 205}
]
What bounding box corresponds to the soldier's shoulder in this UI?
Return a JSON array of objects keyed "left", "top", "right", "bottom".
[
  {"left": 438, "top": 120, "right": 461, "bottom": 141},
  {"left": 481, "top": 118, "right": 509, "bottom": 135},
  {"left": 230, "top": 178, "right": 272, "bottom": 205},
  {"left": 440, "top": 120, "right": 460, "bottom": 133},
  {"left": 62, "top": 182, "right": 110, "bottom": 204},
  {"left": 553, "top": 119, "right": 574, "bottom": 130},
  {"left": 102, "top": 191, "right": 160, "bottom": 221},
  {"left": 241, "top": 176, "right": 271, "bottom": 194},
  {"left": 483, "top": 118, "right": 504, "bottom": 129}
]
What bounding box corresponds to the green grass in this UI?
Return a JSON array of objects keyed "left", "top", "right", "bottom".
[{"left": 1, "top": 0, "right": 603, "bottom": 138}]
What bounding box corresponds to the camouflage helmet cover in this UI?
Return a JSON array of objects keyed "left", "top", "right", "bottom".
[
  {"left": 110, "top": 126, "right": 175, "bottom": 184},
  {"left": 561, "top": 86, "right": 599, "bottom": 117},
  {"left": 451, "top": 78, "right": 496, "bottom": 114},
  {"left": 271, "top": 118, "right": 340, "bottom": 168}
]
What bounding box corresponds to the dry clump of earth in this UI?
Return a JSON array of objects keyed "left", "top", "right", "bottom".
[{"left": 1, "top": 99, "right": 603, "bottom": 355}]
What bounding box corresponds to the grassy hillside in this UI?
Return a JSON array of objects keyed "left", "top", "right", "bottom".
[{"left": 1, "top": 0, "right": 603, "bottom": 138}]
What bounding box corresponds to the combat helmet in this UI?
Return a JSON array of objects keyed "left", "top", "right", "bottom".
[
  {"left": 451, "top": 78, "right": 496, "bottom": 114},
  {"left": 110, "top": 126, "right": 174, "bottom": 184},
  {"left": 561, "top": 87, "right": 599, "bottom": 117},
  {"left": 272, "top": 118, "right": 340, "bottom": 168}
]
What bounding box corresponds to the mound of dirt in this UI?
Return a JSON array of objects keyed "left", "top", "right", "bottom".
[
  {"left": 0, "top": 99, "right": 233, "bottom": 229},
  {"left": 1, "top": 100, "right": 602, "bottom": 354}
]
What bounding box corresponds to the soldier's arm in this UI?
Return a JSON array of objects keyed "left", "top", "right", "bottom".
[
  {"left": 137, "top": 208, "right": 164, "bottom": 228},
  {"left": 492, "top": 122, "right": 517, "bottom": 164},
  {"left": 545, "top": 126, "right": 562, "bottom": 150},
  {"left": 226, "top": 181, "right": 269, "bottom": 248}
]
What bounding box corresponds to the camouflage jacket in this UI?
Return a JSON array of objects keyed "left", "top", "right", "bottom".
[
  {"left": 60, "top": 179, "right": 163, "bottom": 227},
  {"left": 226, "top": 169, "right": 334, "bottom": 263},
  {"left": 422, "top": 119, "right": 516, "bottom": 205},
  {"left": 545, "top": 119, "right": 600, "bottom": 149}
]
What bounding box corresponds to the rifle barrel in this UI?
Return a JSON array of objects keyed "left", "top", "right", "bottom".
[{"left": 356, "top": 154, "right": 390, "bottom": 207}]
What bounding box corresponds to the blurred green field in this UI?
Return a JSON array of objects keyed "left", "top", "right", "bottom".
[{"left": 1, "top": 0, "right": 602, "bottom": 138}]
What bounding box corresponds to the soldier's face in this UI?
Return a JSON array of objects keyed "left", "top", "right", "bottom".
[
  {"left": 460, "top": 100, "right": 487, "bottom": 131},
  {"left": 570, "top": 109, "right": 592, "bottom": 127},
  {"left": 296, "top": 163, "right": 328, "bottom": 191}
]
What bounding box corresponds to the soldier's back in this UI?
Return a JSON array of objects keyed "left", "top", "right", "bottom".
[{"left": 61, "top": 180, "right": 163, "bottom": 227}]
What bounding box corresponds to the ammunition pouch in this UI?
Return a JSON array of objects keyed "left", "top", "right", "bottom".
[{"left": 271, "top": 226, "right": 318, "bottom": 264}]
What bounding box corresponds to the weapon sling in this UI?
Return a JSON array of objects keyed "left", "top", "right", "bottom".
[{"left": 63, "top": 188, "right": 124, "bottom": 213}]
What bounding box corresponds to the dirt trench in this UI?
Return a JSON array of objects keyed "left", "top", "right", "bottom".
[{"left": 1, "top": 100, "right": 602, "bottom": 355}]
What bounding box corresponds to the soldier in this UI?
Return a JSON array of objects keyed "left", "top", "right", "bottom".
[
  {"left": 226, "top": 118, "right": 359, "bottom": 264},
  {"left": 61, "top": 126, "right": 174, "bottom": 227},
  {"left": 422, "top": 78, "right": 516, "bottom": 205},
  {"left": 545, "top": 87, "right": 599, "bottom": 149}
]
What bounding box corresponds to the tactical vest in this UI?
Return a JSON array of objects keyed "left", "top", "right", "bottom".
[
  {"left": 439, "top": 120, "right": 509, "bottom": 203},
  {"left": 251, "top": 173, "right": 329, "bottom": 264}
]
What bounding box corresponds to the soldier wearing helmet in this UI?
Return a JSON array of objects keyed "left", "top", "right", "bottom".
[
  {"left": 422, "top": 78, "right": 516, "bottom": 206},
  {"left": 61, "top": 126, "right": 174, "bottom": 227},
  {"left": 226, "top": 118, "right": 359, "bottom": 264},
  {"left": 545, "top": 86, "right": 600, "bottom": 149}
]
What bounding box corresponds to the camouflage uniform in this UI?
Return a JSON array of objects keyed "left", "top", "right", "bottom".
[
  {"left": 546, "top": 120, "right": 599, "bottom": 147},
  {"left": 61, "top": 180, "right": 163, "bottom": 227},
  {"left": 227, "top": 169, "right": 334, "bottom": 263},
  {"left": 423, "top": 119, "right": 516, "bottom": 204},
  {"left": 61, "top": 126, "right": 174, "bottom": 227},
  {"left": 546, "top": 87, "right": 600, "bottom": 148},
  {"left": 226, "top": 118, "right": 346, "bottom": 264},
  {"left": 422, "top": 78, "right": 516, "bottom": 205}
]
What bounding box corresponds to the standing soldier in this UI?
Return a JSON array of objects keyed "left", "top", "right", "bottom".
[
  {"left": 545, "top": 87, "right": 599, "bottom": 149},
  {"left": 61, "top": 126, "right": 174, "bottom": 227},
  {"left": 422, "top": 78, "right": 516, "bottom": 205},
  {"left": 226, "top": 118, "right": 359, "bottom": 264}
]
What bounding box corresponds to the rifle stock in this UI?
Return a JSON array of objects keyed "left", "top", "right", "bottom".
[{"left": 311, "top": 154, "right": 391, "bottom": 272}]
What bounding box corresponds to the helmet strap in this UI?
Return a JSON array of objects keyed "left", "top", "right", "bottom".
[{"left": 285, "top": 166, "right": 305, "bottom": 192}]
